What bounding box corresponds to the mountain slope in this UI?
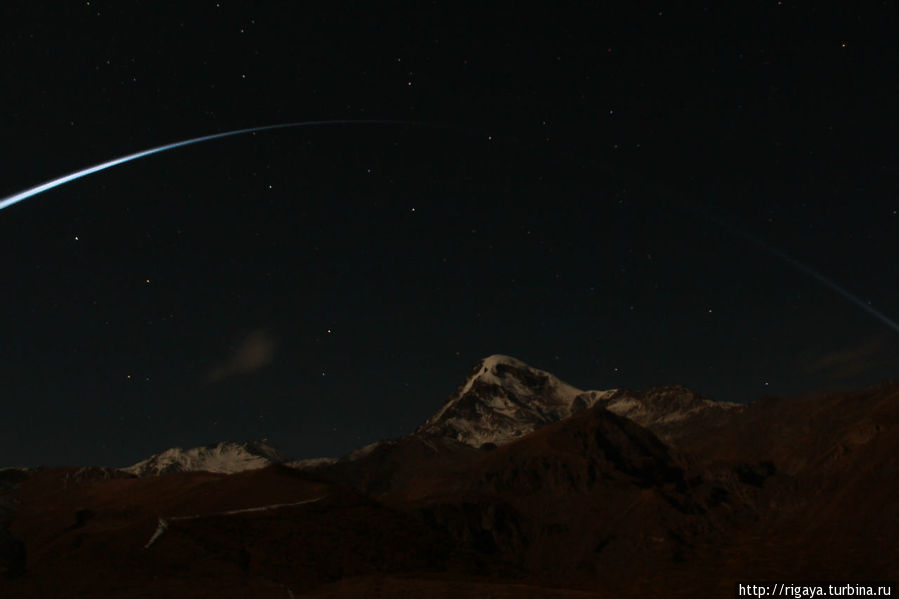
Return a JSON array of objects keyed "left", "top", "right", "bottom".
[
  {"left": 404, "top": 403, "right": 735, "bottom": 585},
  {"left": 3, "top": 464, "right": 512, "bottom": 598},
  {"left": 596, "top": 384, "right": 743, "bottom": 445}
]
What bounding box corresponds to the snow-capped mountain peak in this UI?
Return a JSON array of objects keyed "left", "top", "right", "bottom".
[
  {"left": 416, "top": 354, "right": 616, "bottom": 447},
  {"left": 415, "top": 355, "right": 743, "bottom": 449},
  {"left": 123, "top": 439, "right": 289, "bottom": 476}
]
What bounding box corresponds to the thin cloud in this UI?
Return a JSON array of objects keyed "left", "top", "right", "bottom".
[
  {"left": 205, "top": 329, "right": 277, "bottom": 383},
  {"left": 801, "top": 334, "right": 897, "bottom": 381}
]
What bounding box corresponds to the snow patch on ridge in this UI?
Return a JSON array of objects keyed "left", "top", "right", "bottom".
[
  {"left": 595, "top": 385, "right": 744, "bottom": 442},
  {"left": 124, "top": 440, "right": 288, "bottom": 476}
]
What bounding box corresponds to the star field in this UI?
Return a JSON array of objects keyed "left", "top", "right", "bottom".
[{"left": 0, "top": 2, "right": 897, "bottom": 467}]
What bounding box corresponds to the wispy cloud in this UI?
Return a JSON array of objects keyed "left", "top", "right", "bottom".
[
  {"left": 205, "top": 329, "right": 277, "bottom": 383},
  {"left": 801, "top": 334, "right": 897, "bottom": 381}
]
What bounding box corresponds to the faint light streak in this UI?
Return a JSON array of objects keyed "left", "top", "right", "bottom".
[{"left": 687, "top": 204, "right": 899, "bottom": 336}]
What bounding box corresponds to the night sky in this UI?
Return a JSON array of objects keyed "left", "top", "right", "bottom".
[{"left": 2, "top": 3, "right": 897, "bottom": 468}]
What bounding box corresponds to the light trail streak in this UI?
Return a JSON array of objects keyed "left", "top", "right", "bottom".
[
  {"left": 0, "top": 119, "right": 426, "bottom": 212},
  {"left": 689, "top": 204, "right": 899, "bottom": 335}
]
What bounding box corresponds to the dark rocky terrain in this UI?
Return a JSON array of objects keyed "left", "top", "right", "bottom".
[{"left": 2, "top": 357, "right": 897, "bottom": 597}]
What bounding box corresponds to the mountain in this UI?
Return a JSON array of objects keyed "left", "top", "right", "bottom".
[
  {"left": 416, "top": 354, "right": 738, "bottom": 448},
  {"left": 595, "top": 384, "right": 743, "bottom": 445},
  {"left": 3, "top": 356, "right": 897, "bottom": 598},
  {"left": 288, "top": 356, "right": 746, "bottom": 501},
  {"left": 123, "top": 440, "right": 289, "bottom": 476},
  {"left": 672, "top": 381, "right": 899, "bottom": 579},
  {"left": 119, "top": 356, "right": 737, "bottom": 478},
  {"left": 416, "top": 354, "right": 615, "bottom": 447},
  {"left": 404, "top": 402, "right": 729, "bottom": 583}
]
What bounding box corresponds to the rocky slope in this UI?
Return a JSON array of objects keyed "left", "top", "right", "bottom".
[{"left": 596, "top": 384, "right": 743, "bottom": 445}]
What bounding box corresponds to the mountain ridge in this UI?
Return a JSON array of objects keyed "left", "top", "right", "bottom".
[
  {"left": 2, "top": 363, "right": 897, "bottom": 597},
  {"left": 116, "top": 355, "right": 741, "bottom": 477},
  {"left": 122, "top": 439, "right": 289, "bottom": 476},
  {"left": 416, "top": 354, "right": 740, "bottom": 450}
]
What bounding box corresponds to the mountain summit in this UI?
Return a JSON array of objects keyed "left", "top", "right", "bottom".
[
  {"left": 416, "top": 354, "right": 740, "bottom": 448},
  {"left": 415, "top": 354, "right": 617, "bottom": 447},
  {"left": 123, "top": 440, "right": 288, "bottom": 476}
]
